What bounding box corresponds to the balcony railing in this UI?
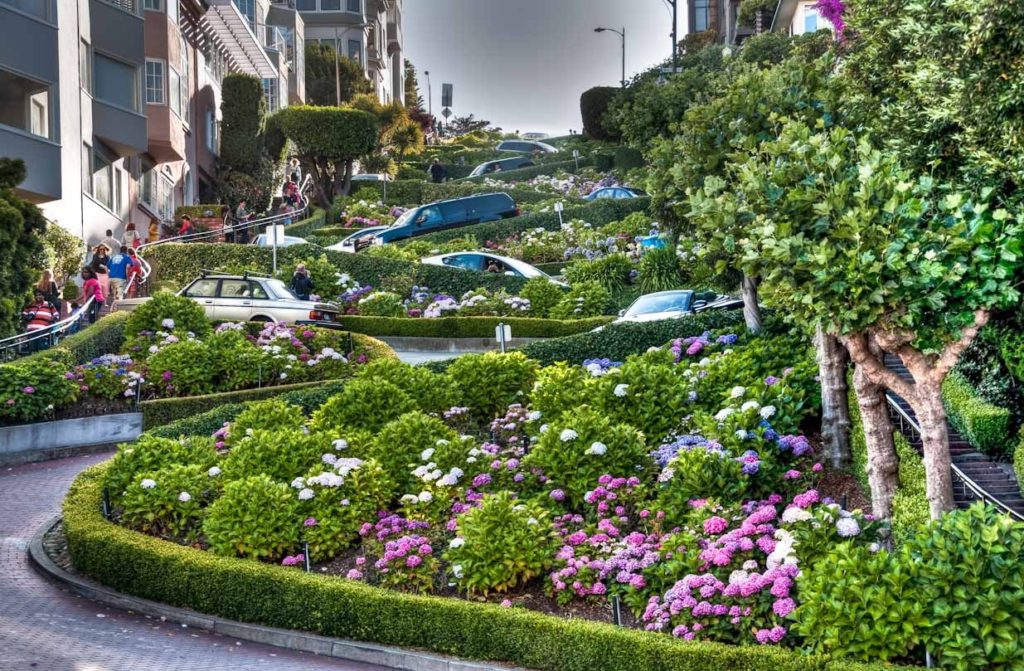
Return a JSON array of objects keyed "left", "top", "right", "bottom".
[{"left": 97, "top": 0, "right": 139, "bottom": 14}]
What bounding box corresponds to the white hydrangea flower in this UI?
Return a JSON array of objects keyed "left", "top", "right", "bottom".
[
  {"left": 322, "top": 453, "right": 338, "bottom": 465},
  {"left": 657, "top": 468, "right": 675, "bottom": 483},
  {"left": 140, "top": 479, "right": 156, "bottom": 489},
  {"left": 613, "top": 384, "right": 629, "bottom": 397},
  {"left": 714, "top": 408, "right": 735, "bottom": 422},
  {"left": 245, "top": 428, "right": 254, "bottom": 436},
  {"left": 291, "top": 477, "right": 306, "bottom": 489},
  {"left": 335, "top": 458, "right": 363, "bottom": 476},
  {"left": 527, "top": 411, "right": 542, "bottom": 421},
  {"left": 728, "top": 570, "right": 749, "bottom": 586},
  {"left": 585, "top": 442, "right": 608, "bottom": 456},
  {"left": 417, "top": 491, "right": 433, "bottom": 503},
  {"left": 526, "top": 517, "right": 539, "bottom": 526},
  {"left": 735, "top": 430, "right": 748, "bottom": 440},
  {"left": 298, "top": 488, "right": 315, "bottom": 500},
  {"left": 836, "top": 517, "right": 861, "bottom": 538},
  {"left": 559, "top": 428, "right": 578, "bottom": 442},
  {"left": 400, "top": 494, "right": 419, "bottom": 505},
  {"left": 435, "top": 439, "right": 450, "bottom": 446},
  {"left": 207, "top": 466, "right": 221, "bottom": 477},
  {"left": 421, "top": 448, "right": 436, "bottom": 461},
  {"left": 730, "top": 386, "right": 746, "bottom": 398},
  {"left": 540, "top": 424, "right": 549, "bottom": 434},
  {"left": 781, "top": 507, "right": 812, "bottom": 524},
  {"left": 449, "top": 537, "right": 465, "bottom": 548},
  {"left": 178, "top": 491, "right": 192, "bottom": 503},
  {"left": 439, "top": 473, "right": 459, "bottom": 487},
  {"left": 451, "top": 564, "right": 464, "bottom": 579},
  {"left": 161, "top": 318, "right": 175, "bottom": 329},
  {"left": 741, "top": 400, "right": 760, "bottom": 412},
  {"left": 759, "top": 405, "right": 777, "bottom": 419},
  {"left": 332, "top": 439, "right": 349, "bottom": 451},
  {"left": 449, "top": 467, "right": 464, "bottom": 478}
]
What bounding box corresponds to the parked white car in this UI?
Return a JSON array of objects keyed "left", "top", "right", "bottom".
[
  {"left": 326, "top": 226, "right": 388, "bottom": 253},
  {"left": 613, "top": 290, "right": 742, "bottom": 324},
  {"left": 115, "top": 274, "right": 341, "bottom": 324},
  {"left": 420, "top": 252, "right": 567, "bottom": 287},
  {"left": 251, "top": 233, "right": 310, "bottom": 248}
]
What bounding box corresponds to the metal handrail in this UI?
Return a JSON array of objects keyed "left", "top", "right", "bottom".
[
  {"left": 886, "top": 392, "right": 1024, "bottom": 522},
  {"left": 0, "top": 296, "right": 97, "bottom": 361}
]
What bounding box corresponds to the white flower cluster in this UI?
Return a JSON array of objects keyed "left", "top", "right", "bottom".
[
  {"left": 585, "top": 441, "right": 608, "bottom": 456},
  {"left": 559, "top": 428, "right": 578, "bottom": 442},
  {"left": 766, "top": 528, "right": 799, "bottom": 569},
  {"left": 613, "top": 383, "right": 629, "bottom": 397},
  {"left": 140, "top": 478, "right": 156, "bottom": 489},
  {"left": 178, "top": 491, "right": 191, "bottom": 502}
]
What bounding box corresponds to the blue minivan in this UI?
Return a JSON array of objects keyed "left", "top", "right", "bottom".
[{"left": 371, "top": 193, "right": 518, "bottom": 245}]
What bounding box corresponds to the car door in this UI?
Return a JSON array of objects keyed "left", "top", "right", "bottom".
[
  {"left": 412, "top": 206, "right": 444, "bottom": 235},
  {"left": 181, "top": 278, "right": 220, "bottom": 319},
  {"left": 215, "top": 279, "right": 257, "bottom": 322},
  {"left": 438, "top": 201, "right": 469, "bottom": 230}
]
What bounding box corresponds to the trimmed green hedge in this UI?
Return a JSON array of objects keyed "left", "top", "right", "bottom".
[
  {"left": 943, "top": 371, "right": 1013, "bottom": 456},
  {"left": 352, "top": 181, "right": 571, "bottom": 207},
  {"left": 283, "top": 208, "right": 327, "bottom": 238},
  {"left": 143, "top": 244, "right": 529, "bottom": 297},
  {"left": 1015, "top": 427, "right": 1024, "bottom": 497},
  {"left": 406, "top": 197, "right": 651, "bottom": 246},
  {"left": 459, "top": 158, "right": 593, "bottom": 184},
  {"left": 335, "top": 316, "right": 612, "bottom": 339},
  {"left": 21, "top": 311, "right": 130, "bottom": 365},
  {"left": 64, "top": 464, "right": 901, "bottom": 671},
  {"left": 516, "top": 311, "right": 744, "bottom": 367}
]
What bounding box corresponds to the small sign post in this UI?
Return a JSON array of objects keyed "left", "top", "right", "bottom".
[
  {"left": 572, "top": 149, "right": 580, "bottom": 171},
  {"left": 495, "top": 323, "right": 511, "bottom": 353},
  {"left": 554, "top": 201, "right": 565, "bottom": 227}
]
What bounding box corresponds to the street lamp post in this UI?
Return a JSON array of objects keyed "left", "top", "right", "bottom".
[
  {"left": 594, "top": 27, "right": 626, "bottom": 87},
  {"left": 424, "top": 69, "right": 433, "bottom": 118}
]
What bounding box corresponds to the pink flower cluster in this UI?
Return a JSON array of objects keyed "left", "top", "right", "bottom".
[
  {"left": 373, "top": 534, "right": 434, "bottom": 572},
  {"left": 359, "top": 512, "right": 430, "bottom": 546},
  {"left": 281, "top": 553, "right": 305, "bottom": 566}
]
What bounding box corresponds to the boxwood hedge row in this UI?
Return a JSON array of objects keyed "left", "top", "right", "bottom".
[
  {"left": 335, "top": 316, "right": 612, "bottom": 339},
  {"left": 21, "top": 311, "right": 130, "bottom": 366},
  {"left": 942, "top": 371, "right": 1014, "bottom": 456},
  {"left": 63, "top": 464, "right": 901, "bottom": 671}
]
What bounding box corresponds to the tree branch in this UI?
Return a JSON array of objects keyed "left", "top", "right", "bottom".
[
  {"left": 840, "top": 331, "right": 917, "bottom": 401},
  {"left": 936, "top": 309, "right": 990, "bottom": 377}
]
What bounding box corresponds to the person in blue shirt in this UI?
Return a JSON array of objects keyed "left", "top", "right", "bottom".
[{"left": 106, "top": 245, "right": 131, "bottom": 303}]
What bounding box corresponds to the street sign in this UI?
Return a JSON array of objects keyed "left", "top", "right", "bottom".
[
  {"left": 441, "top": 107, "right": 452, "bottom": 119},
  {"left": 495, "top": 323, "right": 512, "bottom": 353},
  {"left": 441, "top": 83, "right": 453, "bottom": 108},
  {"left": 554, "top": 201, "right": 565, "bottom": 226}
]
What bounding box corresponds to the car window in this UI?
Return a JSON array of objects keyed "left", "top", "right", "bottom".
[
  {"left": 250, "top": 282, "right": 269, "bottom": 299},
  {"left": 184, "top": 279, "right": 219, "bottom": 298},
  {"left": 596, "top": 189, "right": 613, "bottom": 199},
  {"left": 415, "top": 207, "right": 442, "bottom": 226},
  {"left": 443, "top": 254, "right": 483, "bottom": 271},
  {"left": 624, "top": 292, "right": 693, "bottom": 317},
  {"left": 220, "top": 280, "right": 251, "bottom": 298}
]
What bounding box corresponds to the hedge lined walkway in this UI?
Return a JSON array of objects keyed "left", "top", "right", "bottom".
[{"left": 0, "top": 453, "right": 383, "bottom": 671}]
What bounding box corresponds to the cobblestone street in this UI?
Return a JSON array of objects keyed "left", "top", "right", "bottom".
[{"left": 0, "top": 453, "right": 384, "bottom": 671}]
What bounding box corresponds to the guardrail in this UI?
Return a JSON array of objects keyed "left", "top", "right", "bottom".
[
  {"left": 886, "top": 392, "right": 1024, "bottom": 522},
  {"left": 0, "top": 296, "right": 96, "bottom": 362}
]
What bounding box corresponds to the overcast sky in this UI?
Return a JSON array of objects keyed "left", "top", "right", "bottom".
[{"left": 404, "top": 0, "right": 684, "bottom": 136}]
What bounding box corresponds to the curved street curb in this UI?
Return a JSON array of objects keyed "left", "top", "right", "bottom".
[{"left": 29, "top": 515, "right": 519, "bottom": 671}]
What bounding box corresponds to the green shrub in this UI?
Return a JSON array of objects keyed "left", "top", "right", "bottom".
[
  {"left": 311, "top": 378, "right": 416, "bottom": 434},
  {"left": 443, "top": 491, "right": 558, "bottom": 595},
  {"left": 519, "top": 278, "right": 565, "bottom": 318},
  {"left": 21, "top": 311, "right": 130, "bottom": 365},
  {"left": 355, "top": 359, "right": 455, "bottom": 414},
  {"left": 204, "top": 329, "right": 271, "bottom": 392},
  {"left": 147, "top": 402, "right": 248, "bottom": 440},
  {"left": 580, "top": 87, "right": 621, "bottom": 141},
  {"left": 793, "top": 542, "right": 925, "bottom": 662},
  {"left": 119, "top": 463, "right": 214, "bottom": 542},
  {"left": 356, "top": 291, "right": 407, "bottom": 317},
  {"left": 614, "top": 146, "right": 644, "bottom": 170},
  {"left": 222, "top": 429, "right": 328, "bottom": 483},
  {"left": 518, "top": 310, "right": 745, "bottom": 366},
  {"left": 638, "top": 247, "right": 684, "bottom": 293},
  {"left": 596, "top": 349, "right": 690, "bottom": 441},
  {"left": 1015, "top": 427, "right": 1024, "bottom": 497},
  {"left": 203, "top": 475, "right": 300, "bottom": 561},
  {"left": 524, "top": 406, "right": 649, "bottom": 506},
  {"left": 529, "top": 362, "right": 592, "bottom": 422},
  {"left": 146, "top": 339, "right": 217, "bottom": 396},
  {"left": 124, "top": 292, "right": 212, "bottom": 340},
  {"left": 942, "top": 371, "right": 1013, "bottom": 456},
  {"left": 446, "top": 351, "right": 538, "bottom": 421},
  {"left": 225, "top": 398, "right": 305, "bottom": 446},
  {"left": 563, "top": 254, "right": 634, "bottom": 293},
  {"left": 104, "top": 435, "right": 218, "bottom": 502},
  {"left": 0, "top": 359, "right": 78, "bottom": 423},
  {"left": 656, "top": 445, "right": 747, "bottom": 515},
  {"left": 64, "top": 464, "right": 908, "bottom": 671},
  {"left": 370, "top": 411, "right": 459, "bottom": 493},
  {"left": 889, "top": 434, "right": 929, "bottom": 545},
  {"left": 550, "top": 281, "right": 612, "bottom": 319},
  {"left": 335, "top": 315, "right": 611, "bottom": 339},
  {"left": 282, "top": 208, "right": 327, "bottom": 238},
  {"left": 459, "top": 159, "right": 592, "bottom": 185}
]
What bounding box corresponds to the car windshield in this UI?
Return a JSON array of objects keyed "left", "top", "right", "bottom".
[
  {"left": 624, "top": 292, "right": 693, "bottom": 317},
  {"left": 265, "top": 278, "right": 299, "bottom": 300},
  {"left": 389, "top": 208, "right": 417, "bottom": 228}
]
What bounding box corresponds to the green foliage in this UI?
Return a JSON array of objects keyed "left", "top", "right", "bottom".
[
  {"left": 0, "top": 359, "right": 78, "bottom": 423},
  {"left": 224, "top": 398, "right": 305, "bottom": 447},
  {"left": 942, "top": 372, "right": 1013, "bottom": 456},
  {"left": 282, "top": 208, "right": 327, "bottom": 238},
  {"left": 596, "top": 349, "right": 690, "bottom": 440},
  {"left": 737, "top": 0, "right": 779, "bottom": 28},
  {"left": 370, "top": 411, "right": 458, "bottom": 493},
  {"left": 337, "top": 315, "right": 609, "bottom": 338},
  {"left": 146, "top": 339, "right": 217, "bottom": 396},
  {"left": 1014, "top": 427, "right": 1024, "bottom": 497},
  {"left": 203, "top": 475, "right": 300, "bottom": 561},
  {"left": 104, "top": 435, "right": 217, "bottom": 502},
  {"left": 355, "top": 358, "right": 454, "bottom": 414},
  {"left": 657, "top": 446, "right": 747, "bottom": 515},
  {"left": 0, "top": 158, "right": 48, "bottom": 337},
  {"left": 793, "top": 543, "right": 925, "bottom": 661},
  {"left": 40, "top": 222, "right": 84, "bottom": 287},
  {"left": 444, "top": 491, "right": 558, "bottom": 595},
  {"left": 580, "top": 87, "right": 621, "bottom": 142},
  {"left": 304, "top": 44, "right": 372, "bottom": 106},
  {"left": 519, "top": 278, "right": 565, "bottom": 318},
  {"left": 459, "top": 159, "right": 592, "bottom": 185},
  {"left": 524, "top": 406, "right": 649, "bottom": 506},
  {"left": 222, "top": 429, "right": 327, "bottom": 483},
  {"left": 217, "top": 74, "right": 273, "bottom": 209},
  {"left": 563, "top": 254, "right": 633, "bottom": 293},
  {"left": 889, "top": 435, "right": 929, "bottom": 545},
  {"left": 311, "top": 378, "right": 416, "bottom": 434},
  {"left": 355, "top": 291, "right": 407, "bottom": 317},
  {"left": 529, "top": 362, "right": 591, "bottom": 422},
  {"left": 550, "top": 281, "right": 612, "bottom": 319},
  {"left": 446, "top": 351, "right": 538, "bottom": 421},
  {"left": 638, "top": 247, "right": 684, "bottom": 293},
  {"left": 124, "top": 292, "right": 211, "bottom": 340},
  {"left": 119, "top": 463, "right": 213, "bottom": 542},
  {"left": 613, "top": 147, "right": 644, "bottom": 170}
]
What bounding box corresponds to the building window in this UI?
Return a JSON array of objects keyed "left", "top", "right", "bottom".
[
  {"left": 90, "top": 145, "right": 114, "bottom": 211},
  {"left": 804, "top": 7, "right": 819, "bottom": 33},
  {"left": 169, "top": 66, "right": 181, "bottom": 117},
  {"left": 347, "top": 0, "right": 360, "bottom": 12},
  {"left": 143, "top": 0, "right": 161, "bottom": 9},
  {"left": 203, "top": 43, "right": 225, "bottom": 86},
  {"left": 295, "top": 0, "right": 315, "bottom": 9},
  {"left": 94, "top": 53, "right": 139, "bottom": 112},
  {"left": 233, "top": 0, "right": 255, "bottom": 31},
  {"left": 80, "top": 40, "right": 92, "bottom": 94},
  {"left": 262, "top": 77, "right": 279, "bottom": 113},
  {"left": 2, "top": 0, "right": 54, "bottom": 22},
  {"left": 348, "top": 39, "right": 361, "bottom": 63},
  {"left": 205, "top": 106, "right": 219, "bottom": 154},
  {"left": 0, "top": 68, "right": 51, "bottom": 139},
  {"left": 114, "top": 167, "right": 125, "bottom": 218},
  {"left": 82, "top": 144, "right": 92, "bottom": 194},
  {"left": 180, "top": 35, "right": 190, "bottom": 125},
  {"left": 694, "top": 0, "right": 711, "bottom": 32},
  {"left": 140, "top": 162, "right": 175, "bottom": 221},
  {"left": 145, "top": 59, "right": 165, "bottom": 104},
  {"left": 321, "top": 0, "right": 341, "bottom": 10}
]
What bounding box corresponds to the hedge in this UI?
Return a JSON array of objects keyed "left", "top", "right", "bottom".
[
  {"left": 942, "top": 371, "right": 1013, "bottom": 456},
  {"left": 459, "top": 158, "right": 593, "bottom": 184},
  {"left": 283, "top": 208, "right": 327, "bottom": 238},
  {"left": 63, "top": 464, "right": 901, "bottom": 671},
  {"left": 142, "top": 243, "right": 529, "bottom": 297},
  {"left": 21, "top": 311, "right": 130, "bottom": 365},
  {"left": 355, "top": 180, "right": 570, "bottom": 206},
  {"left": 581, "top": 86, "right": 620, "bottom": 142},
  {"left": 516, "top": 310, "right": 745, "bottom": 367},
  {"left": 405, "top": 197, "right": 652, "bottom": 246},
  {"left": 335, "top": 316, "right": 613, "bottom": 339},
  {"left": 1015, "top": 427, "right": 1024, "bottom": 497}
]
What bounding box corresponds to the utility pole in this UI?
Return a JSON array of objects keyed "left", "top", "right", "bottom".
[
  {"left": 334, "top": 27, "right": 341, "bottom": 106},
  {"left": 424, "top": 69, "right": 432, "bottom": 118},
  {"left": 671, "top": 0, "right": 678, "bottom": 71}
]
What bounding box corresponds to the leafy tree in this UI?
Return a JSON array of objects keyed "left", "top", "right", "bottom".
[
  {"left": 448, "top": 114, "right": 491, "bottom": 136},
  {"left": 403, "top": 58, "right": 421, "bottom": 109},
  {"left": 304, "top": 42, "right": 372, "bottom": 107},
  {"left": 216, "top": 74, "right": 273, "bottom": 211},
  {"left": 579, "top": 87, "right": 621, "bottom": 141},
  {"left": 0, "top": 158, "right": 47, "bottom": 336},
  {"left": 40, "top": 224, "right": 83, "bottom": 289},
  {"left": 275, "top": 106, "right": 379, "bottom": 207},
  {"left": 390, "top": 117, "right": 424, "bottom": 164}
]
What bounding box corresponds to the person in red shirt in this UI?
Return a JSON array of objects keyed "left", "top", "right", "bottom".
[
  {"left": 125, "top": 248, "right": 143, "bottom": 298},
  {"left": 22, "top": 291, "right": 58, "bottom": 332},
  {"left": 81, "top": 267, "right": 105, "bottom": 324},
  {"left": 178, "top": 214, "right": 195, "bottom": 239}
]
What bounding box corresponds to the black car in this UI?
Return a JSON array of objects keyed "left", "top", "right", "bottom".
[{"left": 468, "top": 156, "right": 535, "bottom": 177}]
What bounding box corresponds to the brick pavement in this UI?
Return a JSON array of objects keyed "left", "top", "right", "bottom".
[{"left": 0, "top": 453, "right": 385, "bottom": 671}]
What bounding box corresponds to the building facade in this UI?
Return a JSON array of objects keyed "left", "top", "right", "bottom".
[
  {"left": 288, "top": 0, "right": 403, "bottom": 105},
  {"left": 0, "top": 0, "right": 305, "bottom": 250},
  {"left": 771, "top": 0, "right": 835, "bottom": 37}
]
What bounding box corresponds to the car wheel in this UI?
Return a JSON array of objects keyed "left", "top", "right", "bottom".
[{"left": 250, "top": 315, "right": 273, "bottom": 323}]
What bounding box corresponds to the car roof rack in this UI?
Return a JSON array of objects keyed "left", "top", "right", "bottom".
[{"left": 198, "top": 268, "right": 274, "bottom": 280}]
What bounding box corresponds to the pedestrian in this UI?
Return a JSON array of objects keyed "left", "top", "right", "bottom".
[
  {"left": 429, "top": 158, "right": 447, "bottom": 184},
  {"left": 94, "top": 263, "right": 110, "bottom": 309},
  {"left": 289, "top": 158, "right": 301, "bottom": 184},
  {"left": 81, "top": 267, "right": 105, "bottom": 324},
  {"left": 279, "top": 202, "right": 294, "bottom": 226},
  {"left": 36, "top": 269, "right": 60, "bottom": 317},
  {"left": 125, "top": 248, "right": 143, "bottom": 298},
  {"left": 89, "top": 244, "right": 110, "bottom": 274},
  {"left": 106, "top": 245, "right": 131, "bottom": 302},
  {"left": 178, "top": 214, "right": 195, "bottom": 239},
  {"left": 100, "top": 229, "right": 121, "bottom": 257},
  {"left": 284, "top": 177, "right": 300, "bottom": 206},
  {"left": 222, "top": 206, "right": 235, "bottom": 244},
  {"left": 148, "top": 217, "right": 160, "bottom": 243},
  {"left": 235, "top": 200, "right": 251, "bottom": 244},
  {"left": 289, "top": 263, "right": 314, "bottom": 301},
  {"left": 123, "top": 222, "right": 141, "bottom": 249},
  {"left": 22, "top": 290, "right": 59, "bottom": 333}
]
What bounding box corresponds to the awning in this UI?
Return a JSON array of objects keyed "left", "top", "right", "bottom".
[{"left": 201, "top": 0, "right": 278, "bottom": 79}]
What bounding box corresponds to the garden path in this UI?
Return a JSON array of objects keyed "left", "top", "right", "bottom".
[{"left": 0, "top": 453, "right": 386, "bottom": 671}]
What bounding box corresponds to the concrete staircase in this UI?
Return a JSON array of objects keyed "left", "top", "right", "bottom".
[{"left": 883, "top": 354, "right": 1024, "bottom": 516}]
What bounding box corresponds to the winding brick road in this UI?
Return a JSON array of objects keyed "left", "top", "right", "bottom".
[{"left": 0, "top": 453, "right": 383, "bottom": 671}]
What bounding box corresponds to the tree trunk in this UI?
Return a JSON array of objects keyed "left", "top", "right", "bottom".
[
  {"left": 852, "top": 363, "right": 900, "bottom": 519},
  {"left": 342, "top": 158, "right": 354, "bottom": 196},
  {"left": 740, "top": 273, "right": 762, "bottom": 334},
  {"left": 912, "top": 380, "right": 956, "bottom": 518},
  {"left": 815, "top": 324, "right": 851, "bottom": 469}
]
